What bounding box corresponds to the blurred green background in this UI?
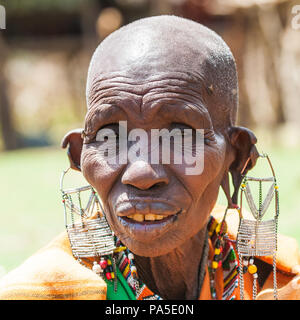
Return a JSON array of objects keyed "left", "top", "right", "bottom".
[{"left": 0, "top": 0, "right": 300, "bottom": 278}]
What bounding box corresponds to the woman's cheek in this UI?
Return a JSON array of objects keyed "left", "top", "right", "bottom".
[
  {"left": 168, "top": 135, "right": 227, "bottom": 200},
  {"left": 81, "top": 144, "right": 124, "bottom": 201}
]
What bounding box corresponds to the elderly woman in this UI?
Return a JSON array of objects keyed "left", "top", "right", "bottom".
[{"left": 0, "top": 15, "right": 299, "bottom": 300}]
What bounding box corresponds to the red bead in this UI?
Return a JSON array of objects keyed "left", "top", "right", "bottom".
[
  {"left": 106, "top": 272, "right": 112, "bottom": 280},
  {"left": 218, "top": 261, "right": 222, "bottom": 267},
  {"left": 100, "top": 260, "right": 108, "bottom": 269}
]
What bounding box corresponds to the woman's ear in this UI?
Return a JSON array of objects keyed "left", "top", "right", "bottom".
[
  {"left": 227, "top": 126, "right": 260, "bottom": 205},
  {"left": 61, "top": 129, "right": 84, "bottom": 171}
]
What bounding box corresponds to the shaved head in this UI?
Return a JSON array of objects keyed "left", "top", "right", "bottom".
[{"left": 86, "top": 15, "right": 238, "bottom": 130}]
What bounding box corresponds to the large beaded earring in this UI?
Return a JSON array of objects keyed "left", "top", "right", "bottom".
[
  {"left": 60, "top": 167, "right": 117, "bottom": 288},
  {"left": 236, "top": 153, "right": 279, "bottom": 300}
]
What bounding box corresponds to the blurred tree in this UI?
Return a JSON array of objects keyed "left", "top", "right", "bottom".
[{"left": 0, "top": 34, "right": 18, "bottom": 150}]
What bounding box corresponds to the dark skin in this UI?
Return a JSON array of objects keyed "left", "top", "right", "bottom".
[{"left": 62, "top": 16, "right": 259, "bottom": 299}]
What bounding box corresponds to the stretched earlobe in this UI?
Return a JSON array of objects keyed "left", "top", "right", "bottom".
[
  {"left": 61, "top": 128, "right": 84, "bottom": 171},
  {"left": 228, "top": 126, "right": 260, "bottom": 205},
  {"left": 221, "top": 171, "right": 235, "bottom": 209}
]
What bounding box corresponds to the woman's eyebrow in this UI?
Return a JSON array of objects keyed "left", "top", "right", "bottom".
[
  {"left": 84, "top": 104, "right": 126, "bottom": 134},
  {"left": 84, "top": 94, "right": 213, "bottom": 136},
  {"left": 155, "top": 102, "right": 213, "bottom": 129}
]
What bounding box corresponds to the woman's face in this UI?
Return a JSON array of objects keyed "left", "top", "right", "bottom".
[{"left": 81, "top": 71, "right": 230, "bottom": 257}]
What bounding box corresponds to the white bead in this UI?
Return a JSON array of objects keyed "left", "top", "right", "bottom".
[
  {"left": 243, "top": 260, "right": 249, "bottom": 266},
  {"left": 92, "top": 261, "right": 102, "bottom": 274},
  {"left": 131, "top": 266, "right": 137, "bottom": 272},
  {"left": 128, "top": 253, "right": 134, "bottom": 260},
  {"left": 253, "top": 273, "right": 258, "bottom": 279},
  {"left": 249, "top": 258, "right": 254, "bottom": 265}
]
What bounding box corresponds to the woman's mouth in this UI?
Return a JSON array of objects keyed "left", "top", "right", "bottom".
[
  {"left": 126, "top": 213, "right": 168, "bottom": 222},
  {"left": 113, "top": 198, "right": 185, "bottom": 241},
  {"left": 123, "top": 210, "right": 182, "bottom": 223},
  {"left": 115, "top": 198, "right": 183, "bottom": 221}
]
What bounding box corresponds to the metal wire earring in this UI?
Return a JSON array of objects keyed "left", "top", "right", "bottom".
[
  {"left": 60, "top": 168, "right": 116, "bottom": 281},
  {"left": 237, "top": 153, "right": 279, "bottom": 300}
]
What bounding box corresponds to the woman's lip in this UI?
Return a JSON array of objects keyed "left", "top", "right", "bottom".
[
  {"left": 117, "top": 210, "right": 182, "bottom": 242},
  {"left": 115, "top": 199, "right": 180, "bottom": 217}
]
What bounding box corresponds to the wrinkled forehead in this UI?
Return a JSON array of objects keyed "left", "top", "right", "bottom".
[{"left": 86, "top": 16, "right": 238, "bottom": 129}]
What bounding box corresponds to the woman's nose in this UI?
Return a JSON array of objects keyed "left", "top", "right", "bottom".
[{"left": 121, "top": 160, "right": 169, "bottom": 190}]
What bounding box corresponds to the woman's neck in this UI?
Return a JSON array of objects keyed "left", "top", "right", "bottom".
[{"left": 134, "top": 227, "right": 208, "bottom": 300}]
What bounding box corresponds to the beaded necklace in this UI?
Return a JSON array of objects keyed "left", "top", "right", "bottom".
[
  {"left": 92, "top": 216, "right": 239, "bottom": 300},
  {"left": 207, "top": 216, "right": 239, "bottom": 300}
]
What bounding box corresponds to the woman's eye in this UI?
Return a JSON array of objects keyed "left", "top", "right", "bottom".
[
  {"left": 95, "top": 124, "right": 119, "bottom": 142},
  {"left": 172, "top": 125, "right": 216, "bottom": 146},
  {"left": 170, "top": 123, "right": 193, "bottom": 134}
]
